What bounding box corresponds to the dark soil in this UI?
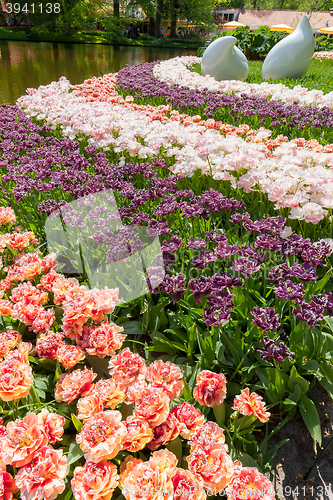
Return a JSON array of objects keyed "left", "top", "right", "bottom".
[{"left": 270, "top": 383, "right": 333, "bottom": 500}]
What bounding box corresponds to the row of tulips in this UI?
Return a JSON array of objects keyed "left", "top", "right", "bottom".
[
  {"left": 1, "top": 106, "right": 333, "bottom": 330},
  {"left": 313, "top": 51, "right": 333, "bottom": 61},
  {"left": 116, "top": 59, "right": 333, "bottom": 144},
  {"left": 14, "top": 76, "right": 333, "bottom": 224},
  {"left": 152, "top": 56, "right": 333, "bottom": 109}
]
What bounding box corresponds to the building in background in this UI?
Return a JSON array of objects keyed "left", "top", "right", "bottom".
[{"left": 213, "top": 6, "right": 333, "bottom": 32}]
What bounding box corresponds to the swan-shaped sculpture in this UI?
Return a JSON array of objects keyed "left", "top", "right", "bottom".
[
  {"left": 201, "top": 36, "right": 249, "bottom": 81},
  {"left": 262, "top": 15, "right": 314, "bottom": 80}
]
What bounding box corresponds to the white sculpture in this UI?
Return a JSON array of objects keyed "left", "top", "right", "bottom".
[
  {"left": 262, "top": 15, "right": 314, "bottom": 80},
  {"left": 201, "top": 36, "right": 249, "bottom": 81}
]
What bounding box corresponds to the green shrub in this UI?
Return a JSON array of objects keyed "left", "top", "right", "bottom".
[
  {"left": 315, "top": 35, "right": 333, "bottom": 51},
  {"left": 198, "top": 26, "right": 288, "bottom": 60}
]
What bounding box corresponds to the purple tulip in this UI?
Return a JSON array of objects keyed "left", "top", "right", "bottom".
[
  {"left": 250, "top": 306, "right": 281, "bottom": 332},
  {"left": 232, "top": 256, "right": 261, "bottom": 278},
  {"left": 274, "top": 280, "right": 305, "bottom": 302},
  {"left": 258, "top": 335, "right": 294, "bottom": 362}
]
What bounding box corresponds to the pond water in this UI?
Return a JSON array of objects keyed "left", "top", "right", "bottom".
[{"left": 0, "top": 40, "right": 196, "bottom": 104}]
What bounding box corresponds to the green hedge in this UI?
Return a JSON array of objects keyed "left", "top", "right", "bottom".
[
  {"left": 0, "top": 27, "right": 204, "bottom": 49},
  {"left": 197, "top": 26, "right": 333, "bottom": 60},
  {"left": 197, "top": 26, "right": 288, "bottom": 60},
  {"left": 315, "top": 35, "right": 333, "bottom": 51}
]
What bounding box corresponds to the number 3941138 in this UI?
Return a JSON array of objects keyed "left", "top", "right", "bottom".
[
  {"left": 284, "top": 486, "right": 332, "bottom": 496},
  {"left": 5, "top": 3, "right": 61, "bottom": 14}
]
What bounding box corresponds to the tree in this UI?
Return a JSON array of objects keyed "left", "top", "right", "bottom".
[
  {"left": 114, "top": 0, "right": 120, "bottom": 17},
  {"left": 130, "top": 0, "right": 158, "bottom": 36},
  {"left": 215, "top": 0, "right": 245, "bottom": 6},
  {"left": 8, "top": 0, "right": 101, "bottom": 33},
  {"left": 138, "top": 0, "right": 158, "bottom": 35},
  {"left": 157, "top": 0, "right": 217, "bottom": 38},
  {"left": 297, "top": 0, "right": 332, "bottom": 12},
  {"left": 169, "top": 0, "right": 178, "bottom": 37},
  {"left": 155, "top": 0, "right": 163, "bottom": 36},
  {"left": 122, "top": 0, "right": 157, "bottom": 34},
  {"left": 180, "top": 0, "right": 217, "bottom": 26}
]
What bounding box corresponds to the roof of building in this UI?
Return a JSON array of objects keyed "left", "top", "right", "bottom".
[{"left": 217, "top": 8, "right": 332, "bottom": 31}]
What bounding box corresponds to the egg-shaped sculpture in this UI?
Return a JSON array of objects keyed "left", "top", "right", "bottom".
[
  {"left": 262, "top": 15, "right": 314, "bottom": 80},
  {"left": 201, "top": 36, "right": 249, "bottom": 81}
]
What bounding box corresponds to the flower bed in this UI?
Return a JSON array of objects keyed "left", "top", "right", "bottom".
[
  {"left": 151, "top": 56, "right": 333, "bottom": 109},
  {"left": 115, "top": 59, "right": 333, "bottom": 145},
  {"left": 14, "top": 81, "right": 333, "bottom": 225},
  {"left": 313, "top": 51, "right": 333, "bottom": 61},
  {"left": 1, "top": 55, "right": 333, "bottom": 499},
  {"left": 0, "top": 205, "right": 280, "bottom": 500}
]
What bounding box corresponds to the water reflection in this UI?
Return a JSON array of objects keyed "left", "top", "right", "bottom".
[{"left": 0, "top": 41, "right": 196, "bottom": 104}]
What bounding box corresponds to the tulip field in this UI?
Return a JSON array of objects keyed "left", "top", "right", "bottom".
[{"left": 0, "top": 54, "right": 333, "bottom": 499}]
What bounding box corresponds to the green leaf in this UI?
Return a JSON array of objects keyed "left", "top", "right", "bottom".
[
  {"left": 274, "top": 367, "right": 285, "bottom": 398},
  {"left": 257, "top": 372, "right": 271, "bottom": 389},
  {"left": 298, "top": 394, "right": 322, "bottom": 447},
  {"left": 236, "top": 452, "right": 261, "bottom": 470},
  {"left": 147, "top": 345, "right": 177, "bottom": 355},
  {"left": 265, "top": 389, "right": 281, "bottom": 404},
  {"left": 213, "top": 403, "right": 226, "bottom": 427},
  {"left": 122, "top": 321, "right": 144, "bottom": 336},
  {"left": 324, "top": 316, "right": 333, "bottom": 335},
  {"left": 71, "top": 414, "right": 83, "bottom": 433},
  {"left": 67, "top": 442, "right": 84, "bottom": 466},
  {"left": 188, "top": 322, "right": 197, "bottom": 359},
  {"left": 121, "top": 403, "right": 133, "bottom": 420},
  {"left": 64, "top": 488, "right": 74, "bottom": 500},
  {"left": 289, "top": 321, "right": 307, "bottom": 352},
  {"left": 234, "top": 415, "right": 257, "bottom": 430},
  {"left": 164, "top": 328, "right": 187, "bottom": 343},
  {"left": 226, "top": 382, "right": 242, "bottom": 397},
  {"left": 34, "top": 374, "right": 53, "bottom": 392},
  {"left": 310, "top": 272, "right": 331, "bottom": 295},
  {"left": 302, "top": 360, "right": 320, "bottom": 372},
  {"left": 182, "top": 380, "right": 192, "bottom": 400},
  {"left": 57, "top": 487, "right": 74, "bottom": 500},
  {"left": 151, "top": 331, "right": 187, "bottom": 352},
  {"left": 288, "top": 366, "right": 309, "bottom": 394},
  {"left": 286, "top": 383, "right": 302, "bottom": 405},
  {"left": 319, "top": 361, "right": 333, "bottom": 384},
  {"left": 283, "top": 398, "right": 297, "bottom": 407},
  {"left": 166, "top": 436, "right": 182, "bottom": 465},
  {"left": 262, "top": 439, "right": 289, "bottom": 466},
  {"left": 28, "top": 381, "right": 42, "bottom": 403},
  {"left": 319, "top": 378, "right": 333, "bottom": 398},
  {"left": 54, "top": 360, "right": 62, "bottom": 384},
  {"left": 32, "top": 358, "right": 57, "bottom": 372}
]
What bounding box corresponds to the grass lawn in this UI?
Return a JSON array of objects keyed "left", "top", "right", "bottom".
[{"left": 192, "top": 59, "right": 333, "bottom": 93}]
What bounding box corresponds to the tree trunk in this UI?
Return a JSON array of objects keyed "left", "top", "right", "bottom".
[
  {"left": 170, "top": 0, "right": 178, "bottom": 38},
  {"left": 155, "top": 0, "right": 163, "bottom": 37},
  {"left": 114, "top": 0, "right": 119, "bottom": 18},
  {"left": 149, "top": 17, "right": 155, "bottom": 35},
  {"left": 170, "top": 16, "right": 177, "bottom": 38}
]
